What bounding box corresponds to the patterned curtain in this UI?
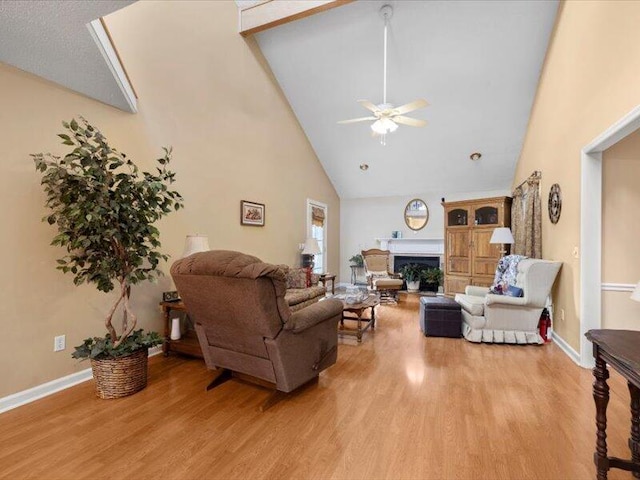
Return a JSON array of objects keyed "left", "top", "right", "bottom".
[
  {"left": 512, "top": 171, "right": 542, "bottom": 258},
  {"left": 311, "top": 206, "right": 325, "bottom": 227}
]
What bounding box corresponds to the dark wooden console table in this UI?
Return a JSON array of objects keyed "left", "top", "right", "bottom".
[{"left": 585, "top": 329, "right": 640, "bottom": 480}]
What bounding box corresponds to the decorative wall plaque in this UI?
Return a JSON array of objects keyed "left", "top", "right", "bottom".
[{"left": 548, "top": 183, "right": 562, "bottom": 224}]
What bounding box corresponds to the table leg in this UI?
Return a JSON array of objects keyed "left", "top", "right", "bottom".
[
  {"left": 630, "top": 381, "right": 640, "bottom": 479},
  {"left": 593, "top": 351, "right": 610, "bottom": 480},
  {"left": 371, "top": 305, "right": 376, "bottom": 330},
  {"left": 331, "top": 278, "right": 335, "bottom": 295},
  {"left": 162, "top": 306, "right": 171, "bottom": 356}
]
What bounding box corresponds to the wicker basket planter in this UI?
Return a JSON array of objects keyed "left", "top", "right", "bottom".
[{"left": 90, "top": 348, "right": 149, "bottom": 399}]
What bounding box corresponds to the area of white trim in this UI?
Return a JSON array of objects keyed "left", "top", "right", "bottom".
[
  {"left": 376, "top": 237, "right": 445, "bottom": 255},
  {"left": 583, "top": 105, "right": 640, "bottom": 153},
  {"left": 601, "top": 283, "right": 636, "bottom": 292},
  {"left": 580, "top": 104, "right": 640, "bottom": 368},
  {"left": 580, "top": 150, "right": 601, "bottom": 368},
  {"left": 0, "top": 367, "right": 93, "bottom": 415},
  {"left": 0, "top": 347, "right": 161, "bottom": 415},
  {"left": 87, "top": 19, "right": 137, "bottom": 113},
  {"left": 551, "top": 331, "right": 582, "bottom": 367}
]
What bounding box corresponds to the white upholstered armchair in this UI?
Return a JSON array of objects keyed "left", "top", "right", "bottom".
[{"left": 454, "top": 259, "right": 562, "bottom": 344}]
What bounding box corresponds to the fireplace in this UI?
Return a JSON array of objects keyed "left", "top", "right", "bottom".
[
  {"left": 393, "top": 255, "right": 440, "bottom": 272},
  {"left": 393, "top": 255, "right": 441, "bottom": 291}
]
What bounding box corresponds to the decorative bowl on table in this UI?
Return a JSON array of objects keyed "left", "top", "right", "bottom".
[{"left": 345, "top": 286, "right": 367, "bottom": 305}]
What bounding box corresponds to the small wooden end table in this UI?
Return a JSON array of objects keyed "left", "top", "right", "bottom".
[
  {"left": 319, "top": 273, "right": 336, "bottom": 295},
  {"left": 160, "top": 300, "right": 203, "bottom": 358},
  {"left": 339, "top": 295, "right": 380, "bottom": 343},
  {"left": 585, "top": 329, "right": 640, "bottom": 480}
]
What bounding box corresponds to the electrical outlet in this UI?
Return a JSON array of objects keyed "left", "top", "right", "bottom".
[
  {"left": 560, "top": 309, "right": 565, "bottom": 322},
  {"left": 54, "top": 335, "right": 66, "bottom": 352}
]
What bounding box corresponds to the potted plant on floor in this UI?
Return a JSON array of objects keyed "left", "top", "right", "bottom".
[
  {"left": 422, "top": 267, "right": 443, "bottom": 293},
  {"left": 33, "top": 117, "right": 184, "bottom": 399},
  {"left": 400, "top": 264, "right": 423, "bottom": 292}
]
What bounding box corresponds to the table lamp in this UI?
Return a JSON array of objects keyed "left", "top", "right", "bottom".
[
  {"left": 301, "top": 237, "right": 321, "bottom": 270},
  {"left": 182, "top": 234, "right": 210, "bottom": 258},
  {"left": 489, "top": 227, "right": 514, "bottom": 257},
  {"left": 631, "top": 282, "right": 640, "bottom": 302}
]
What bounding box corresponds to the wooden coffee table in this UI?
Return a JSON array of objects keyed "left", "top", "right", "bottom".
[{"left": 339, "top": 294, "right": 380, "bottom": 343}]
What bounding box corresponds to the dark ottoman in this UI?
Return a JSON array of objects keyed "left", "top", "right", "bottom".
[{"left": 419, "top": 296, "right": 462, "bottom": 338}]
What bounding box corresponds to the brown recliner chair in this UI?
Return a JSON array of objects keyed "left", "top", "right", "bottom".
[{"left": 170, "top": 250, "right": 343, "bottom": 408}]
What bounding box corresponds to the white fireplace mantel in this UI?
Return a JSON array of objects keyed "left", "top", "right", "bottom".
[{"left": 376, "top": 238, "right": 444, "bottom": 255}]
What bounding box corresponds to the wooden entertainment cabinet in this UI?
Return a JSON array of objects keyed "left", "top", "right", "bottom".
[{"left": 442, "top": 196, "right": 512, "bottom": 296}]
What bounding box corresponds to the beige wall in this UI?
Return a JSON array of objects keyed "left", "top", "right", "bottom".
[
  {"left": 512, "top": 1, "right": 640, "bottom": 351},
  {"left": 601, "top": 129, "right": 640, "bottom": 330},
  {"left": 0, "top": 0, "right": 339, "bottom": 398},
  {"left": 339, "top": 189, "right": 510, "bottom": 283}
]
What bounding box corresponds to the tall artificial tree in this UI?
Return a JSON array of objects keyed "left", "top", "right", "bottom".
[{"left": 33, "top": 118, "right": 183, "bottom": 350}]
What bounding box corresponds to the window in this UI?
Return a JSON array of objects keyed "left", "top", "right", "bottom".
[{"left": 307, "top": 200, "right": 327, "bottom": 274}]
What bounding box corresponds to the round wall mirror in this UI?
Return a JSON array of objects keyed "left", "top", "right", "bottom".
[{"left": 404, "top": 198, "right": 429, "bottom": 231}]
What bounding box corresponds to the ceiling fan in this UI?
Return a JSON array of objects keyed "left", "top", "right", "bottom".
[{"left": 338, "top": 4, "right": 428, "bottom": 146}]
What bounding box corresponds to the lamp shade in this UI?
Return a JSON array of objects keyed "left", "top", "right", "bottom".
[
  {"left": 182, "top": 234, "right": 210, "bottom": 258},
  {"left": 489, "top": 227, "right": 515, "bottom": 245},
  {"left": 301, "top": 237, "right": 321, "bottom": 255},
  {"left": 631, "top": 282, "right": 640, "bottom": 302}
]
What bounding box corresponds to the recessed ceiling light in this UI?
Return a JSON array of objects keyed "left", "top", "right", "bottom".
[
  {"left": 360, "top": 164, "right": 369, "bottom": 171},
  {"left": 470, "top": 152, "right": 482, "bottom": 161}
]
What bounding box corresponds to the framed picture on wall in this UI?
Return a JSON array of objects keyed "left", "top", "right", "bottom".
[{"left": 240, "top": 200, "right": 265, "bottom": 226}]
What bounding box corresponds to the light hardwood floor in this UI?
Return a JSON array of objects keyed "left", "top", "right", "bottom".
[{"left": 0, "top": 295, "right": 634, "bottom": 480}]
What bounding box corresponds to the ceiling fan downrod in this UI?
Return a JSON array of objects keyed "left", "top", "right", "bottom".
[
  {"left": 379, "top": 5, "right": 393, "bottom": 145},
  {"left": 380, "top": 4, "right": 392, "bottom": 106}
]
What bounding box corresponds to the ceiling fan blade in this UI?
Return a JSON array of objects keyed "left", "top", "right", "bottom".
[
  {"left": 337, "top": 116, "right": 377, "bottom": 124},
  {"left": 393, "top": 99, "right": 428, "bottom": 115},
  {"left": 393, "top": 116, "right": 427, "bottom": 127},
  {"left": 357, "top": 100, "right": 380, "bottom": 113}
]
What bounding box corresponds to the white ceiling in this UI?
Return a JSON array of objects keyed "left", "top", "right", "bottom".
[
  {"left": 0, "top": 0, "right": 135, "bottom": 112},
  {"left": 255, "top": 0, "right": 558, "bottom": 199}
]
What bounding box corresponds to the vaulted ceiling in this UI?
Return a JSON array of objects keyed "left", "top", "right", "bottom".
[
  {"left": 0, "top": 0, "right": 135, "bottom": 112},
  {"left": 1, "top": 0, "right": 558, "bottom": 199},
  {"left": 254, "top": 0, "right": 558, "bottom": 198}
]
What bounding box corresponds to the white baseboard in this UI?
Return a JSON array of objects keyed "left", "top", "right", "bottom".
[
  {"left": 336, "top": 282, "right": 368, "bottom": 288},
  {"left": 551, "top": 331, "right": 583, "bottom": 367},
  {"left": 0, "top": 346, "right": 162, "bottom": 415}
]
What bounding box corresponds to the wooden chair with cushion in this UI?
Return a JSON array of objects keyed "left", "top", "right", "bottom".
[{"left": 361, "top": 248, "right": 403, "bottom": 304}]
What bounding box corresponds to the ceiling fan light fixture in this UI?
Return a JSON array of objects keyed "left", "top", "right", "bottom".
[{"left": 371, "top": 117, "right": 398, "bottom": 135}]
